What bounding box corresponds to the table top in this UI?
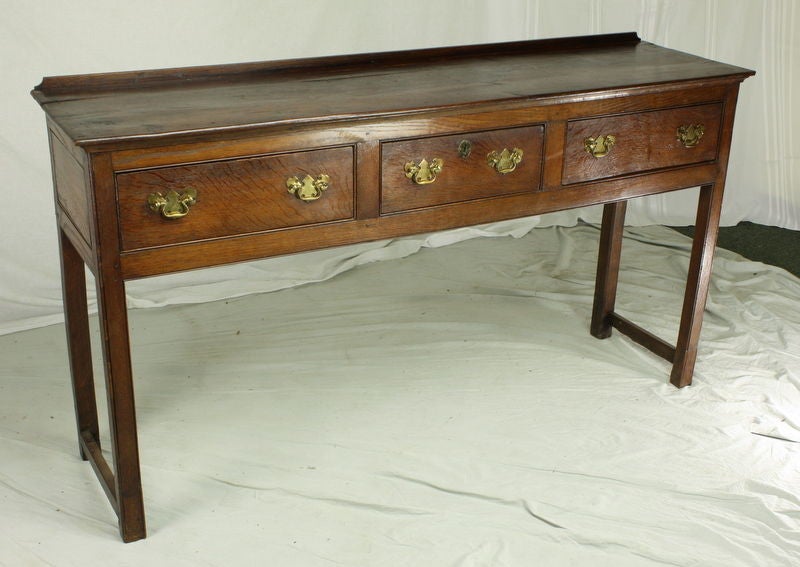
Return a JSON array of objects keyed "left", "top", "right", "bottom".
[{"left": 32, "top": 33, "right": 753, "bottom": 147}]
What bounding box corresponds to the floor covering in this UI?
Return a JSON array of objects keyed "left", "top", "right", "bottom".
[{"left": 2, "top": 224, "right": 799, "bottom": 566}]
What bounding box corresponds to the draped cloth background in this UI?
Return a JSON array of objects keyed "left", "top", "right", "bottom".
[
  {"left": 1, "top": 0, "right": 797, "bottom": 331},
  {"left": 2, "top": 3, "right": 800, "bottom": 563},
  {"left": 2, "top": 224, "right": 800, "bottom": 565}
]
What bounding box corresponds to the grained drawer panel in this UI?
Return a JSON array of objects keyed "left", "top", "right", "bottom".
[
  {"left": 117, "top": 146, "right": 354, "bottom": 251},
  {"left": 562, "top": 103, "right": 722, "bottom": 185},
  {"left": 381, "top": 125, "right": 544, "bottom": 214}
]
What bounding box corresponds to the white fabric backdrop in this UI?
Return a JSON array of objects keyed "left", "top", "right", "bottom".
[
  {"left": 2, "top": 224, "right": 800, "bottom": 564},
  {"left": 1, "top": 0, "right": 797, "bottom": 334}
]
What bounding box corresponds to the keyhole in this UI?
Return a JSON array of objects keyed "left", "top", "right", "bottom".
[{"left": 458, "top": 140, "right": 472, "bottom": 159}]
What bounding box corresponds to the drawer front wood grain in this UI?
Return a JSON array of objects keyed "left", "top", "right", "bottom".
[
  {"left": 562, "top": 103, "right": 722, "bottom": 185},
  {"left": 117, "top": 146, "right": 354, "bottom": 251},
  {"left": 380, "top": 125, "right": 544, "bottom": 214}
]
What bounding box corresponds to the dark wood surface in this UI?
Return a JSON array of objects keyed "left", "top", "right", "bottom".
[
  {"left": 57, "top": 228, "right": 98, "bottom": 460},
  {"left": 591, "top": 201, "right": 627, "bottom": 339},
  {"left": 90, "top": 152, "right": 147, "bottom": 542},
  {"left": 32, "top": 34, "right": 753, "bottom": 542},
  {"left": 381, "top": 125, "right": 544, "bottom": 214},
  {"left": 32, "top": 33, "right": 751, "bottom": 147},
  {"left": 563, "top": 103, "right": 723, "bottom": 184},
  {"left": 116, "top": 165, "right": 719, "bottom": 280},
  {"left": 117, "top": 146, "right": 354, "bottom": 250}
]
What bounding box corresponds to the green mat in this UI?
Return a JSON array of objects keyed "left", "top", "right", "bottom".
[{"left": 672, "top": 222, "right": 800, "bottom": 278}]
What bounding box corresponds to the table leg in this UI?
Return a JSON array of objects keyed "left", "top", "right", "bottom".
[
  {"left": 591, "top": 200, "right": 628, "bottom": 339},
  {"left": 58, "top": 229, "right": 99, "bottom": 461},
  {"left": 95, "top": 270, "right": 146, "bottom": 542},
  {"left": 671, "top": 183, "right": 723, "bottom": 388}
]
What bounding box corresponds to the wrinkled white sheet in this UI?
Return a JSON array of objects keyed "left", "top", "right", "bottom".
[{"left": 1, "top": 224, "right": 799, "bottom": 566}]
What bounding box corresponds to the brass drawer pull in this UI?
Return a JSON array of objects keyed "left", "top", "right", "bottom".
[
  {"left": 147, "top": 188, "right": 197, "bottom": 219},
  {"left": 287, "top": 174, "right": 330, "bottom": 202},
  {"left": 487, "top": 147, "right": 523, "bottom": 174},
  {"left": 404, "top": 158, "right": 443, "bottom": 185},
  {"left": 584, "top": 135, "right": 616, "bottom": 158},
  {"left": 677, "top": 124, "right": 705, "bottom": 147}
]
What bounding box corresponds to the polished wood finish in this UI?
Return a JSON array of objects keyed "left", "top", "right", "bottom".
[
  {"left": 610, "top": 313, "right": 677, "bottom": 362},
  {"left": 31, "top": 33, "right": 749, "bottom": 147},
  {"left": 563, "top": 103, "right": 723, "bottom": 184},
  {"left": 90, "top": 152, "right": 146, "bottom": 542},
  {"left": 590, "top": 201, "right": 627, "bottom": 339},
  {"left": 117, "top": 146, "right": 354, "bottom": 250},
  {"left": 52, "top": 137, "right": 93, "bottom": 248},
  {"left": 672, "top": 184, "right": 724, "bottom": 387},
  {"left": 32, "top": 33, "right": 753, "bottom": 541},
  {"left": 380, "top": 125, "right": 544, "bottom": 213},
  {"left": 57, "top": 228, "right": 99, "bottom": 460}
]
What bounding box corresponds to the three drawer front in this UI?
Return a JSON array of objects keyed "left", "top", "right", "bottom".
[
  {"left": 116, "top": 146, "right": 354, "bottom": 250},
  {"left": 562, "top": 103, "right": 722, "bottom": 185},
  {"left": 380, "top": 125, "right": 544, "bottom": 214}
]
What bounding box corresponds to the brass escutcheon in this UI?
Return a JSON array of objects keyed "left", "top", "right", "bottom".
[
  {"left": 404, "top": 158, "right": 444, "bottom": 185},
  {"left": 458, "top": 140, "right": 472, "bottom": 159},
  {"left": 677, "top": 124, "right": 705, "bottom": 148},
  {"left": 487, "top": 147, "right": 524, "bottom": 174},
  {"left": 584, "top": 135, "right": 616, "bottom": 158},
  {"left": 287, "top": 174, "right": 330, "bottom": 202},
  {"left": 147, "top": 188, "right": 197, "bottom": 219}
]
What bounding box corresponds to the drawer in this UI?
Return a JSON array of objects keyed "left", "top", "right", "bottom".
[
  {"left": 116, "top": 146, "right": 354, "bottom": 250},
  {"left": 562, "top": 103, "right": 722, "bottom": 185},
  {"left": 380, "top": 125, "right": 544, "bottom": 214}
]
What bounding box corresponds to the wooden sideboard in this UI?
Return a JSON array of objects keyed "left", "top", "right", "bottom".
[{"left": 32, "top": 33, "right": 753, "bottom": 542}]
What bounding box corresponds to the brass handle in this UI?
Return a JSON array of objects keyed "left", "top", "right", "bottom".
[
  {"left": 677, "top": 124, "right": 705, "bottom": 147},
  {"left": 147, "top": 188, "right": 197, "bottom": 219},
  {"left": 404, "top": 158, "right": 443, "bottom": 185},
  {"left": 584, "top": 135, "right": 616, "bottom": 158},
  {"left": 287, "top": 174, "right": 330, "bottom": 202},
  {"left": 487, "top": 147, "right": 523, "bottom": 174}
]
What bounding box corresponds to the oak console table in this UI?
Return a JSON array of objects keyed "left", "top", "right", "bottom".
[{"left": 32, "top": 33, "right": 753, "bottom": 542}]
